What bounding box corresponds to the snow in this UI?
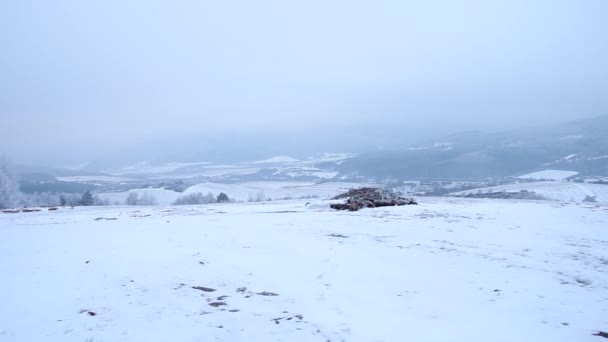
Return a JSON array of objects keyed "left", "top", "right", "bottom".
[
  {"left": 560, "top": 134, "right": 585, "bottom": 140},
  {"left": 107, "top": 162, "right": 213, "bottom": 176},
  {"left": 56, "top": 176, "right": 138, "bottom": 183},
  {"left": 307, "top": 153, "right": 356, "bottom": 163},
  {"left": 453, "top": 181, "right": 608, "bottom": 203},
  {"left": 254, "top": 156, "right": 300, "bottom": 164},
  {"left": 544, "top": 155, "right": 581, "bottom": 166},
  {"left": 1, "top": 198, "right": 607, "bottom": 342},
  {"left": 152, "top": 166, "right": 260, "bottom": 179},
  {"left": 273, "top": 167, "right": 339, "bottom": 179},
  {"left": 183, "top": 181, "right": 367, "bottom": 201},
  {"left": 59, "top": 162, "right": 90, "bottom": 171},
  {"left": 517, "top": 170, "right": 579, "bottom": 181},
  {"left": 406, "top": 143, "right": 453, "bottom": 151},
  {"left": 97, "top": 188, "right": 182, "bottom": 205},
  {"left": 97, "top": 153, "right": 353, "bottom": 181},
  {"left": 97, "top": 182, "right": 369, "bottom": 205}
]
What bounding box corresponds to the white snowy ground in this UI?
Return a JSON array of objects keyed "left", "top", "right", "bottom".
[{"left": 1, "top": 198, "right": 607, "bottom": 342}]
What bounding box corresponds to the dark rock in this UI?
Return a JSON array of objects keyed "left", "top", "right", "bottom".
[
  {"left": 328, "top": 234, "right": 349, "bottom": 238},
  {"left": 593, "top": 331, "right": 608, "bottom": 339},
  {"left": 1, "top": 209, "right": 20, "bottom": 214},
  {"left": 192, "top": 286, "right": 216, "bottom": 292},
  {"left": 208, "top": 301, "right": 227, "bottom": 307}
]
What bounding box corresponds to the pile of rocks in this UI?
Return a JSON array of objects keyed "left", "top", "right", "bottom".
[{"left": 330, "top": 188, "right": 417, "bottom": 211}]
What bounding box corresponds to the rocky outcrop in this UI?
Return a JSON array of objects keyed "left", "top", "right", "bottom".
[{"left": 330, "top": 188, "right": 417, "bottom": 211}]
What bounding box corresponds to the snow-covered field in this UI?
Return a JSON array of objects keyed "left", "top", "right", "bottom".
[
  {"left": 56, "top": 176, "right": 139, "bottom": 183},
  {"left": 1, "top": 198, "right": 607, "bottom": 341},
  {"left": 183, "top": 181, "right": 369, "bottom": 201},
  {"left": 106, "top": 162, "right": 213, "bottom": 176},
  {"left": 90, "top": 154, "right": 355, "bottom": 182},
  {"left": 98, "top": 181, "right": 372, "bottom": 205},
  {"left": 453, "top": 181, "right": 608, "bottom": 203},
  {"left": 517, "top": 170, "right": 579, "bottom": 181}
]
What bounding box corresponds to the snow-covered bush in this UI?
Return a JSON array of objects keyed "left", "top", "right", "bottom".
[
  {"left": 125, "top": 192, "right": 139, "bottom": 205},
  {"left": 125, "top": 192, "right": 158, "bottom": 206},
  {"left": 93, "top": 195, "right": 110, "bottom": 206},
  {"left": 21, "top": 192, "right": 60, "bottom": 207},
  {"left": 137, "top": 193, "right": 158, "bottom": 206},
  {"left": 59, "top": 193, "right": 83, "bottom": 206},
  {"left": 12, "top": 191, "right": 108, "bottom": 208},
  {"left": 173, "top": 192, "right": 216, "bottom": 205},
  {"left": 248, "top": 191, "right": 266, "bottom": 202}
]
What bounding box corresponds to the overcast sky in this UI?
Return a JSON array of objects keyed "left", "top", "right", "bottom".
[{"left": 1, "top": 0, "right": 607, "bottom": 165}]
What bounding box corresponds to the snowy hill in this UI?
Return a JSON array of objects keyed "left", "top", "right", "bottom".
[
  {"left": 517, "top": 170, "right": 579, "bottom": 181},
  {"left": 254, "top": 156, "right": 300, "bottom": 164},
  {"left": 340, "top": 115, "right": 608, "bottom": 180},
  {"left": 97, "top": 181, "right": 370, "bottom": 205},
  {"left": 183, "top": 181, "right": 366, "bottom": 201},
  {"left": 91, "top": 153, "right": 355, "bottom": 183},
  {"left": 452, "top": 181, "right": 608, "bottom": 203},
  {"left": 1, "top": 198, "right": 607, "bottom": 341}
]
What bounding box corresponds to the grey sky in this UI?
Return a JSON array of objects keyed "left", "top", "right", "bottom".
[{"left": 1, "top": 0, "right": 607, "bottom": 165}]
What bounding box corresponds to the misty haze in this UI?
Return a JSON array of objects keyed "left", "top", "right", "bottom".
[{"left": 1, "top": 0, "right": 607, "bottom": 341}]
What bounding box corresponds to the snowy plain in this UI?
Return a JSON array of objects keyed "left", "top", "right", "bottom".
[{"left": 1, "top": 198, "right": 607, "bottom": 342}]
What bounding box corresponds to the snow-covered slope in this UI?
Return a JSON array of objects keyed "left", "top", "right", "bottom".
[
  {"left": 254, "top": 156, "right": 300, "bottom": 164},
  {"left": 452, "top": 181, "right": 608, "bottom": 203},
  {"left": 1, "top": 198, "right": 607, "bottom": 341},
  {"left": 517, "top": 170, "right": 579, "bottom": 181},
  {"left": 56, "top": 175, "right": 138, "bottom": 183},
  {"left": 183, "top": 181, "right": 368, "bottom": 201},
  {"left": 97, "top": 182, "right": 369, "bottom": 205},
  {"left": 106, "top": 162, "right": 213, "bottom": 176},
  {"left": 90, "top": 153, "right": 355, "bottom": 182}
]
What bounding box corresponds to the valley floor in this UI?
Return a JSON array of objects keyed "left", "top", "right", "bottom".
[{"left": 1, "top": 198, "right": 607, "bottom": 342}]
